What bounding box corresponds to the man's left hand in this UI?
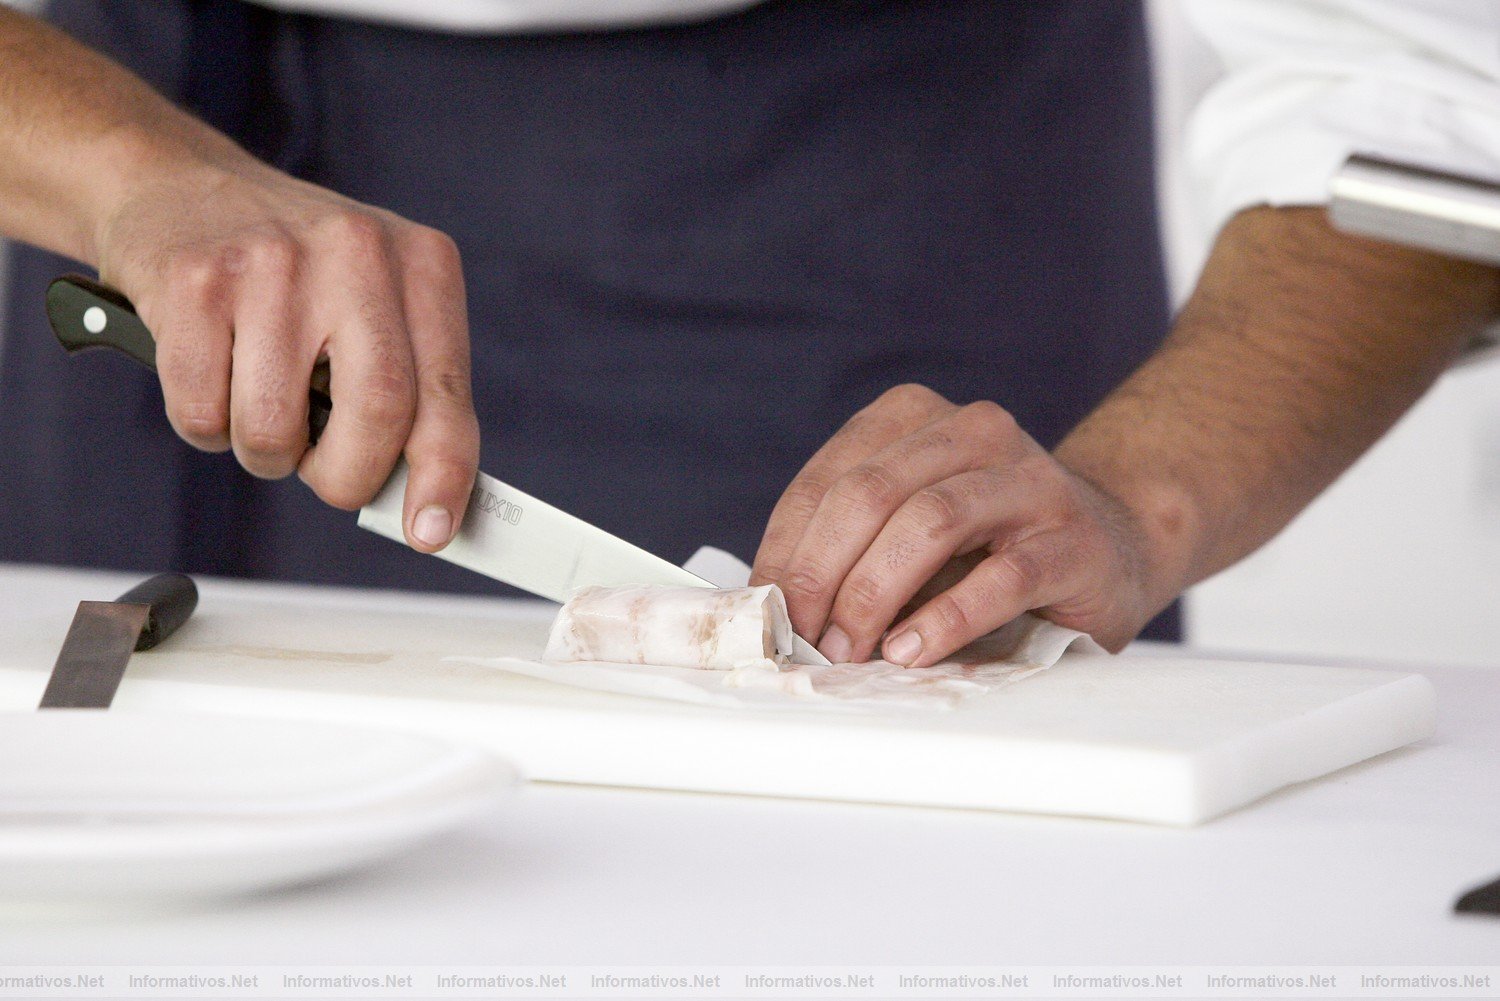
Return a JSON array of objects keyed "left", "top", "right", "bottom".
[{"left": 749, "top": 383, "right": 1162, "bottom": 665}]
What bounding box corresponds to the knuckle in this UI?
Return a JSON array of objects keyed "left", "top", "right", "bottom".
[
  {"left": 411, "top": 451, "right": 478, "bottom": 493},
  {"left": 325, "top": 210, "right": 389, "bottom": 260},
  {"left": 234, "top": 392, "right": 302, "bottom": 456},
  {"left": 164, "top": 248, "right": 225, "bottom": 296},
  {"left": 926, "top": 592, "right": 976, "bottom": 640},
  {"left": 909, "top": 485, "right": 967, "bottom": 539},
  {"left": 851, "top": 384, "right": 954, "bottom": 443},
  {"left": 957, "top": 399, "right": 1018, "bottom": 441},
  {"left": 833, "top": 463, "right": 901, "bottom": 512},
  {"left": 245, "top": 231, "right": 298, "bottom": 278},
  {"left": 235, "top": 443, "right": 299, "bottom": 480},
  {"left": 236, "top": 419, "right": 300, "bottom": 462},
  {"left": 779, "top": 479, "right": 831, "bottom": 521},
  {"left": 993, "top": 549, "right": 1046, "bottom": 597},
  {"left": 749, "top": 563, "right": 785, "bottom": 588},
  {"left": 878, "top": 382, "right": 941, "bottom": 411},
  {"left": 779, "top": 567, "right": 831, "bottom": 603},
  {"left": 313, "top": 478, "right": 376, "bottom": 512},
  {"left": 309, "top": 480, "right": 370, "bottom": 513},
  {"left": 422, "top": 363, "right": 475, "bottom": 410},
  {"left": 171, "top": 401, "right": 229, "bottom": 444},
  {"left": 862, "top": 383, "right": 948, "bottom": 426},
  {"left": 351, "top": 369, "right": 417, "bottom": 430},
  {"left": 404, "top": 225, "right": 462, "bottom": 269},
  {"left": 835, "top": 572, "right": 886, "bottom": 622}
]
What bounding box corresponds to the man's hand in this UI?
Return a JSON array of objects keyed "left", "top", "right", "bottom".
[
  {"left": 0, "top": 8, "right": 478, "bottom": 552},
  {"left": 98, "top": 162, "right": 479, "bottom": 552},
  {"left": 750, "top": 384, "right": 1165, "bottom": 665}
]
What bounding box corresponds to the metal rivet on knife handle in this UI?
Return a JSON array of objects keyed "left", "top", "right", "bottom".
[{"left": 45, "top": 273, "right": 333, "bottom": 444}]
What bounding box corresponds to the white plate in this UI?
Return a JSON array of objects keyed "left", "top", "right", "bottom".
[{"left": 0, "top": 711, "right": 517, "bottom": 904}]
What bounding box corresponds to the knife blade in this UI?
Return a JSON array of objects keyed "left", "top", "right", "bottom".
[
  {"left": 38, "top": 573, "right": 199, "bottom": 709},
  {"left": 45, "top": 275, "right": 830, "bottom": 666},
  {"left": 359, "top": 461, "right": 712, "bottom": 603}
]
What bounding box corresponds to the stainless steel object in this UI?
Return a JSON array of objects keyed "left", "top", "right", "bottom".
[
  {"left": 359, "top": 462, "right": 715, "bottom": 604},
  {"left": 1330, "top": 154, "right": 1500, "bottom": 363},
  {"left": 1330, "top": 154, "right": 1500, "bottom": 267}
]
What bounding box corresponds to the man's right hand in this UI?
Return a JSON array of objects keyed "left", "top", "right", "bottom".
[
  {"left": 98, "top": 160, "right": 480, "bottom": 552},
  {"left": 0, "top": 7, "right": 479, "bottom": 552}
]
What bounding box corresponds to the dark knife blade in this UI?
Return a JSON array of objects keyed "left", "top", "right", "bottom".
[{"left": 38, "top": 573, "right": 199, "bottom": 709}]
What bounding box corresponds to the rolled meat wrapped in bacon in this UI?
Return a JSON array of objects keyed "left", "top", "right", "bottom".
[{"left": 542, "top": 584, "right": 795, "bottom": 670}]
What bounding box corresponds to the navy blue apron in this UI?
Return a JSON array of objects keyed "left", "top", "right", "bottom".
[{"left": 1, "top": 0, "right": 1179, "bottom": 639}]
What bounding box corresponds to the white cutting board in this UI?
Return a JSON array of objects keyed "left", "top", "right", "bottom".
[{"left": 0, "top": 566, "right": 1435, "bottom": 826}]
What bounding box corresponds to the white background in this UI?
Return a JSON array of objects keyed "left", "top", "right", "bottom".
[{"left": 1, "top": 0, "right": 1496, "bottom": 669}]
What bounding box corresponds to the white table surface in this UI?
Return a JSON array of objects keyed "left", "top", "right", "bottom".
[{"left": 1, "top": 562, "right": 1496, "bottom": 972}]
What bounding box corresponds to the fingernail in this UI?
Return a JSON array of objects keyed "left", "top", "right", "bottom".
[
  {"left": 819, "top": 624, "right": 853, "bottom": 664},
  {"left": 412, "top": 505, "right": 453, "bottom": 547},
  {"left": 884, "top": 630, "right": 923, "bottom": 666}
]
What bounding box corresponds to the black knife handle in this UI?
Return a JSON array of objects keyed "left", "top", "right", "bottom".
[
  {"left": 116, "top": 572, "right": 199, "bottom": 651},
  {"left": 45, "top": 273, "right": 333, "bottom": 444}
]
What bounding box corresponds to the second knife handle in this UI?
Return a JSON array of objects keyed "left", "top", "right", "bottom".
[
  {"left": 116, "top": 573, "right": 199, "bottom": 651},
  {"left": 45, "top": 273, "right": 333, "bottom": 444}
]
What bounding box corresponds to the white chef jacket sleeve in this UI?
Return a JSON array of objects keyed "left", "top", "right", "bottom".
[{"left": 1181, "top": 0, "right": 1500, "bottom": 238}]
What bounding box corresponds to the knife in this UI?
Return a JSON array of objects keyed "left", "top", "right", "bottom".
[
  {"left": 45, "top": 275, "right": 830, "bottom": 666},
  {"left": 38, "top": 573, "right": 199, "bottom": 709}
]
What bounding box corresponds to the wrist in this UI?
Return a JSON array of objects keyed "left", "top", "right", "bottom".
[
  {"left": 82, "top": 117, "right": 251, "bottom": 266},
  {"left": 1055, "top": 441, "right": 1206, "bottom": 630}
]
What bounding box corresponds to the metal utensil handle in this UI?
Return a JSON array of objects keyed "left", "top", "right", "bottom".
[
  {"left": 44, "top": 273, "right": 333, "bottom": 444},
  {"left": 1329, "top": 154, "right": 1500, "bottom": 268}
]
